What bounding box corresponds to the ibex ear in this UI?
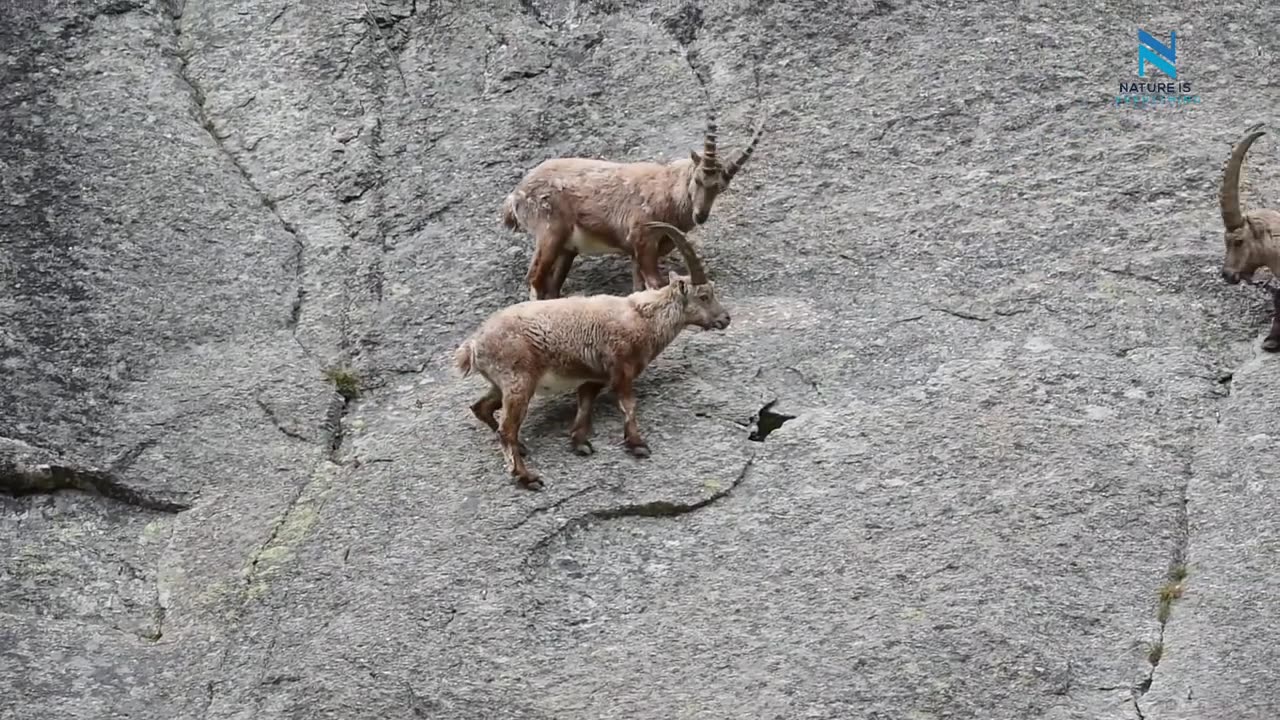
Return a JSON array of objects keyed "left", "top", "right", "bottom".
[
  {"left": 1247, "top": 216, "right": 1267, "bottom": 241},
  {"left": 669, "top": 271, "right": 687, "bottom": 296},
  {"left": 689, "top": 150, "right": 701, "bottom": 165}
]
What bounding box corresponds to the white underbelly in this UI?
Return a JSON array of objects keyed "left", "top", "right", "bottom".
[
  {"left": 569, "top": 226, "right": 623, "bottom": 256},
  {"left": 535, "top": 371, "right": 588, "bottom": 395}
]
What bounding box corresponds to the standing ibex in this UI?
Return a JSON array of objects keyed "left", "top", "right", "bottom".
[
  {"left": 454, "top": 222, "right": 730, "bottom": 490},
  {"left": 501, "top": 105, "right": 766, "bottom": 301},
  {"left": 1218, "top": 124, "right": 1280, "bottom": 352}
]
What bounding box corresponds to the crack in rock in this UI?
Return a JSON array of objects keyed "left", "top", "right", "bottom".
[
  {"left": 518, "top": 0, "right": 555, "bottom": 31},
  {"left": 167, "top": 1, "right": 308, "bottom": 336},
  {"left": 110, "top": 437, "right": 160, "bottom": 473},
  {"left": 524, "top": 454, "right": 757, "bottom": 568},
  {"left": 931, "top": 306, "right": 990, "bottom": 322},
  {"left": 0, "top": 459, "right": 190, "bottom": 513},
  {"left": 1129, "top": 344, "right": 1257, "bottom": 712},
  {"left": 661, "top": 1, "right": 704, "bottom": 47},
  {"left": 323, "top": 390, "right": 354, "bottom": 463},
  {"left": 1133, "top": 437, "right": 1195, "bottom": 716},
  {"left": 748, "top": 400, "right": 795, "bottom": 442},
  {"left": 267, "top": 4, "right": 290, "bottom": 28},
  {"left": 100, "top": 0, "right": 145, "bottom": 15},
  {"left": 360, "top": 0, "right": 416, "bottom": 87},
  {"left": 141, "top": 602, "right": 167, "bottom": 642},
  {"left": 255, "top": 392, "right": 312, "bottom": 443},
  {"left": 785, "top": 366, "right": 823, "bottom": 396},
  {"left": 1100, "top": 266, "right": 1184, "bottom": 294},
  {"left": 504, "top": 485, "right": 598, "bottom": 531}
]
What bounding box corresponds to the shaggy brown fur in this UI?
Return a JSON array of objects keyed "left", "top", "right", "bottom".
[
  {"left": 455, "top": 222, "right": 730, "bottom": 490},
  {"left": 501, "top": 110, "right": 766, "bottom": 301},
  {"left": 1218, "top": 124, "right": 1280, "bottom": 352}
]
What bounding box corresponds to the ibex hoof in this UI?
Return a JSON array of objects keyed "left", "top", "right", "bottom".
[
  {"left": 625, "top": 442, "right": 651, "bottom": 459},
  {"left": 572, "top": 440, "right": 594, "bottom": 456},
  {"left": 516, "top": 473, "right": 544, "bottom": 491},
  {"left": 1264, "top": 336, "right": 1280, "bottom": 353}
]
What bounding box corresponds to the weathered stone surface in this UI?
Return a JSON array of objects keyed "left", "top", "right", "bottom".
[{"left": 3, "top": 0, "right": 1280, "bottom": 718}]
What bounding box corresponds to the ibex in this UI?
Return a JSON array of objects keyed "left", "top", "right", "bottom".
[
  {"left": 501, "top": 106, "right": 766, "bottom": 301},
  {"left": 454, "top": 222, "right": 730, "bottom": 490},
  {"left": 1218, "top": 124, "right": 1280, "bottom": 352}
]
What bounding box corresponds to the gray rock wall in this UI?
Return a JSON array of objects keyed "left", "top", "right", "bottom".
[{"left": 3, "top": 0, "right": 1279, "bottom": 718}]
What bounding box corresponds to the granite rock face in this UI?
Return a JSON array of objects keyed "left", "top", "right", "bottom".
[{"left": 3, "top": 1, "right": 1280, "bottom": 718}]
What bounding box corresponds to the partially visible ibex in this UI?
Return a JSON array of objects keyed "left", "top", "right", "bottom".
[
  {"left": 501, "top": 102, "right": 766, "bottom": 301},
  {"left": 1218, "top": 124, "right": 1280, "bottom": 352},
  {"left": 454, "top": 222, "right": 730, "bottom": 490}
]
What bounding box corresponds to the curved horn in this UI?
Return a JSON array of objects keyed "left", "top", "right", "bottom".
[
  {"left": 1221, "top": 126, "right": 1267, "bottom": 231},
  {"left": 725, "top": 114, "right": 767, "bottom": 180},
  {"left": 645, "top": 221, "right": 707, "bottom": 285}
]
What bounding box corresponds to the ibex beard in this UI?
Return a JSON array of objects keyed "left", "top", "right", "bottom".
[
  {"left": 501, "top": 106, "right": 766, "bottom": 302},
  {"left": 1218, "top": 124, "right": 1280, "bottom": 352},
  {"left": 454, "top": 222, "right": 730, "bottom": 491}
]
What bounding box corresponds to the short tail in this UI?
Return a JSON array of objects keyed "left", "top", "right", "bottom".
[
  {"left": 453, "top": 339, "right": 475, "bottom": 377},
  {"left": 500, "top": 193, "right": 521, "bottom": 231}
]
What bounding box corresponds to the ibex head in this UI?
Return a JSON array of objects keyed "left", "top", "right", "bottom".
[
  {"left": 687, "top": 110, "right": 766, "bottom": 225},
  {"left": 646, "top": 221, "right": 731, "bottom": 330},
  {"left": 1219, "top": 125, "right": 1270, "bottom": 285}
]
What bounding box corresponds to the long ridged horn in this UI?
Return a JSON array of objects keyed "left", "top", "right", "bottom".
[
  {"left": 689, "top": 59, "right": 719, "bottom": 173},
  {"left": 645, "top": 221, "right": 707, "bottom": 285},
  {"left": 1221, "top": 125, "right": 1267, "bottom": 231},
  {"left": 702, "top": 112, "right": 720, "bottom": 172},
  {"left": 725, "top": 113, "right": 767, "bottom": 180}
]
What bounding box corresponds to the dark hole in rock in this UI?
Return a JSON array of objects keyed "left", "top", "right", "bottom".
[{"left": 748, "top": 401, "right": 795, "bottom": 442}]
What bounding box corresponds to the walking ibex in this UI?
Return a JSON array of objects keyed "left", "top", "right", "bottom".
[
  {"left": 454, "top": 222, "right": 731, "bottom": 490},
  {"left": 1218, "top": 124, "right": 1280, "bottom": 352},
  {"left": 501, "top": 105, "right": 766, "bottom": 301}
]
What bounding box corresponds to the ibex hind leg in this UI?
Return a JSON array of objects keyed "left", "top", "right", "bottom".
[
  {"left": 545, "top": 248, "right": 578, "bottom": 299},
  {"left": 628, "top": 225, "right": 666, "bottom": 291},
  {"left": 470, "top": 383, "right": 528, "bottom": 456},
  {"left": 471, "top": 384, "right": 502, "bottom": 431},
  {"left": 498, "top": 382, "right": 542, "bottom": 490},
  {"left": 526, "top": 223, "right": 571, "bottom": 301},
  {"left": 569, "top": 382, "right": 604, "bottom": 456},
  {"left": 1265, "top": 291, "right": 1280, "bottom": 353}
]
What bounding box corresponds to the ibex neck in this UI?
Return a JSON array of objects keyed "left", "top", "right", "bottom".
[
  {"left": 632, "top": 289, "right": 689, "bottom": 361},
  {"left": 665, "top": 163, "right": 697, "bottom": 228}
]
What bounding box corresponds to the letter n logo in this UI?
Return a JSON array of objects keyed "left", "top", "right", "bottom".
[{"left": 1138, "top": 29, "right": 1177, "bottom": 79}]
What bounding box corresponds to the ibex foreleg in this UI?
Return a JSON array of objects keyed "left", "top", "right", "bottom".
[{"left": 612, "top": 372, "right": 650, "bottom": 458}]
